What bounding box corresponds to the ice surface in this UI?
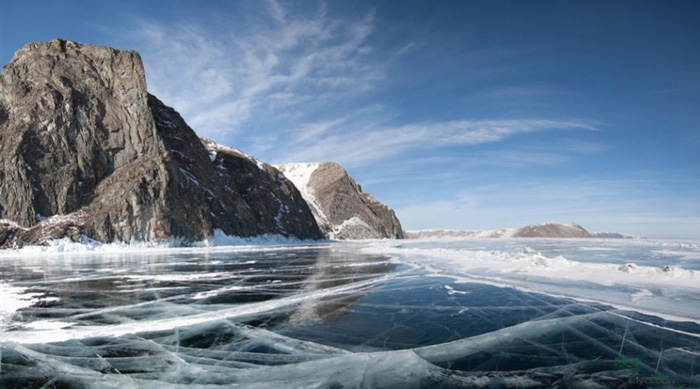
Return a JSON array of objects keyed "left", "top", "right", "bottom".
[
  {"left": 362, "top": 238, "right": 700, "bottom": 322},
  {"left": 2, "top": 239, "right": 699, "bottom": 387}
]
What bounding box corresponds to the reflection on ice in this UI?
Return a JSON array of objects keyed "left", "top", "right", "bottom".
[
  {"left": 1, "top": 247, "right": 397, "bottom": 344},
  {"left": 2, "top": 240, "right": 700, "bottom": 387}
]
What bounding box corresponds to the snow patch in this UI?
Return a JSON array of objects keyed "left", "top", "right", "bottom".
[
  {"left": 360, "top": 242, "right": 700, "bottom": 291},
  {"left": 275, "top": 163, "right": 331, "bottom": 236},
  {"left": 202, "top": 139, "right": 267, "bottom": 170},
  {"left": 0, "top": 284, "right": 60, "bottom": 329},
  {"left": 337, "top": 216, "right": 371, "bottom": 230},
  {"left": 332, "top": 216, "right": 382, "bottom": 240},
  {"left": 274, "top": 163, "right": 320, "bottom": 192}
]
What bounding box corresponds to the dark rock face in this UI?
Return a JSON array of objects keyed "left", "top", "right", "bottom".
[
  {"left": 200, "top": 140, "right": 322, "bottom": 240},
  {"left": 0, "top": 39, "right": 322, "bottom": 248},
  {"left": 278, "top": 162, "right": 404, "bottom": 239}
]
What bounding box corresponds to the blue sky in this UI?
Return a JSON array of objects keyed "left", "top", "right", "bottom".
[{"left": 1, "top": 1, "right": 699, "bottom": 238}]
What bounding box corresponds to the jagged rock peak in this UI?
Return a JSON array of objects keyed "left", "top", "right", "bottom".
[{"left": 4, "top": 38, "right": 147, "bottom": 96}]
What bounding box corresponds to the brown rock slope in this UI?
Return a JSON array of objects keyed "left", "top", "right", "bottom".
[
  {"left": 512, "top": 223, "right": 592, "bottom": 238},
  {"left": 0, "top": 39, "right": 322, "bottom": 248},
  {"left": 276, "top": 162, "right": 404, "bottom": 239},
  {"left": 405, "top": 223, "right": 600, "bottom": 239}
]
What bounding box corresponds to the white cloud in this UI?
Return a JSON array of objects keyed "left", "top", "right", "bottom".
[
  {"left": 398, "top": 179, "right": 620, "bottom": 230},
  {"left": 122, "top": 1, "right": 380, "bottom": 140},
  {"left": 117, "top": 2, "right": 601, "bottom": 170},
  {"left": 396, "top": 42, "right": 416, "bottom": 57},
  {"left": 102, "top": 2, "right": 698, "bottom": 239},
  {"left": 461, "top": 150, "right": 570, "bottom": 167},
  {"left": 96, "top": 2, "right": 700, "bottom": 241},
  {"left": 394, "top": 176, "right": 700, "bottom": 239},
  {"left": 277, "top": 118, "right": 598, "bottom": 167},
  {"left": 480, "top": 85, "right": 570, "bottom": 99}
]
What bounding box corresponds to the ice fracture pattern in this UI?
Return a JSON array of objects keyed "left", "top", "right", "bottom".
[{"left": 1, "top": 239, "right": 699, "bottom": 388}]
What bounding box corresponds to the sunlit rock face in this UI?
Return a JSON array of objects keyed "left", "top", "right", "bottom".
[
  {"left": 276, "top": 162, "right": 404, "bottom": 240},
  {"left": 0, "top": 39, "right": 323, "bottom": 247}
]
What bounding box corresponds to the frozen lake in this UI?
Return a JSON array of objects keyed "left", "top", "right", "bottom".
[{"left": 1, "top": 238, "right": 700, "bottom": 387}]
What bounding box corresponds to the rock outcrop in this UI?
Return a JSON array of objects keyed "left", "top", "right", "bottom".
[
  {"left": 512, "top": 223, "right": 592, "bottom": 238},
  {"left": 0, "top": 39, "right": 323, "bottom": 248},
  {"left": 276, "top": 163, "right": 404, "bottom": 239},
  {"left": 406, "top": 223, "right": 624, "bottom": 239}
]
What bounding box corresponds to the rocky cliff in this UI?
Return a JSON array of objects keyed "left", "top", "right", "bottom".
[
  {"left": 276, "top": 163, "right": 404, "bottom": 239},
  {"left": 0, "top": 39, "right": 323, "bottom": 248}
]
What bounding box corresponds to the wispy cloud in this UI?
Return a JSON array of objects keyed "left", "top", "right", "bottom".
[
  {"left": 277, "top": 118, "right": 599, "bottom": 166},
  {"left": 395, "top": 41, "right": 417, "bottom": 57},
  {"left": 480, "top": 85, "right": 572, "bottom": 99},
  {"left": 122, "top": 0, "right": 380, "bottom": 139},
  {"left": 117, "top": 1, "right": 599, "bottom": 170},
  {"left": 395, "top": 175, "right": 700, "bottom": 238}
]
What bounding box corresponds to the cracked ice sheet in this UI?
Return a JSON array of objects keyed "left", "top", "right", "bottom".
[
  {"left": 1, "top": 240, "right": 700, "bottom": 387},
  {"left": 361, "top": 238, "right": 700, "bottom": 323}
]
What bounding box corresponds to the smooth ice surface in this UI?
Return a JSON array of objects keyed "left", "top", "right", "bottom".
[{"left": 2, "top": 238, "right": 700, "bottom": 388}]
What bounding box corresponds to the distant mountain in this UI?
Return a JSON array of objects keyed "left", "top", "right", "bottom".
[
  {"left": 276, "top": 163, "right": 404, "bottom": 240},
  {"left": 513, "top": 223, "right": 591, "bottom": 238},
  {"left": 407, "top": 223, "right": 635, "bottom": 239},
  {"left": 0, "top": 39, "right": 403, "bottom": 248}
]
